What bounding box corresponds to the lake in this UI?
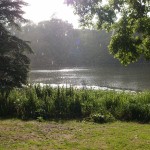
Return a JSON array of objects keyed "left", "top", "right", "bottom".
[{"left": 29, "top": 64, "right": 150, "bottom": 91}]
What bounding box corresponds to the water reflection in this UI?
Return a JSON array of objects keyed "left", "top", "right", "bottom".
[
  {"left": 29, "top": 65, "right": 150, "bottom": 91},
  {"left": 31, "top": 68, "right": 89, "bottom": 73}
]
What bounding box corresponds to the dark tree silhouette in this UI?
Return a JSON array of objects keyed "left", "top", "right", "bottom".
[{"left": 0, "top": 0, "right": 32, "bottom": 98}]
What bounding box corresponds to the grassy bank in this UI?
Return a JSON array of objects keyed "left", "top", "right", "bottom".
[
  {"left": 0, "top": 85, "right": 150, "bottom": 123},
  {"left": 0, "top": 119, "right": 150, "bottom": 150}
]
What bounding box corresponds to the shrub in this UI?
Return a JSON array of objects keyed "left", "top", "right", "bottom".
[{"left": 91, "top": 112, "right": 115, "bottom": 123}]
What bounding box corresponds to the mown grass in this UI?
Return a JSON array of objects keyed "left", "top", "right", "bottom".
[
  {"left": 0, "top": 119, "right": 150, "bottom": 150},
  {"left": 0, "top": 85, "right": 150, "bottom": 123}
]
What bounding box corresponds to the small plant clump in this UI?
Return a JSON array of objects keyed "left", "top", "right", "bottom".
[
  {"left": 91, "top": 112, "right": 115, "bottom": 123},
  {"left": 0, "top": 85, "right": 150, "bottom": 123}
]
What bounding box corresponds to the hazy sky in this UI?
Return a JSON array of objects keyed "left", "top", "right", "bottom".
[{"left": 23, "top": 0, "right": 79, "bottom": 28}]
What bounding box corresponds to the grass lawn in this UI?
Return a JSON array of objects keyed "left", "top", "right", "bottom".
[{"left": 0, "top": 120, "right": 149, "bottom": 150}]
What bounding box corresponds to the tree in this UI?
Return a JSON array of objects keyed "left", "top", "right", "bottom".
[
  {"left": 66, "top": 0, "right": 150, "bottom": 65},
  {"left": 0, "top": 0, "right": 32, "bottom": 98}
]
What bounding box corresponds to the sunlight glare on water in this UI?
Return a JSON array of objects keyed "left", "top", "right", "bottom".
[
  {"left": 31, "top": 68, "right": 89, "bottom": 73},
  {"left": 30, "top": 66, "right": 150, "bottom": 91}
]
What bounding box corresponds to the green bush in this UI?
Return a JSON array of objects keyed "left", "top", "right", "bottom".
[{"left": 91, "top": 112, "right": 115, "bottom": 123}]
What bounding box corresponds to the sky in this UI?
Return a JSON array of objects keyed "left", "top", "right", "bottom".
[{"left": 23, "top": 0, "right": 79, "bottom": 28}]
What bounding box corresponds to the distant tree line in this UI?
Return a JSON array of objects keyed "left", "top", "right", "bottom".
[
  {"left": 12, "top": 18, "right": 114, "bottom": 68},
  {"left": 13, "top": 18, "right": 148, "bottom": 69}
]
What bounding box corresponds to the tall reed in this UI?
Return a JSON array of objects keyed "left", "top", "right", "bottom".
[{"left": 0, "top": 85, "right": 149, "bottom": 123}]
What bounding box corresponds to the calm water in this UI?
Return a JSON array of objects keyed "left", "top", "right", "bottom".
[{"left": 29, "top": 65, "right": 150, "bottom": 91}]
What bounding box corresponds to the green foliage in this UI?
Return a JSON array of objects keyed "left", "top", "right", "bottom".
[
  {"left": 36, "top": 116, "right": 44, "bottom": 122},
  {"left": 91, "top": 112, "right": 115, "bottom": 123},
  {"left": 0, "top": 0, "right": 32, "bottom": 98},
  {"left": 66, "top": 0, "right": 150, "bottom": 65},
  {"left": 0, "top": 86, "right": 150, "bottom": 123},
  {"left": 121, "top": 92, "right": 150, "bottom": 122}
]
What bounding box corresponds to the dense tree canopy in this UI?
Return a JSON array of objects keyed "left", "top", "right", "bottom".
[
  {"left": 66, "top": 0, "right": 150, "bottom": 65},
  {"left": 0, "top": 0, "right": 32, "bottom": 97}
]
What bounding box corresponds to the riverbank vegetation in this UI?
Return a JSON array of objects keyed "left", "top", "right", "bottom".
[{"left": 0, "top": 85, "right": 150, "bottom": 123}]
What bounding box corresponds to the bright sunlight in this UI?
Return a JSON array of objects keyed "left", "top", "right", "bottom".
[{"left": 23, "top": 0, "right": 79, "bottom": 28}]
